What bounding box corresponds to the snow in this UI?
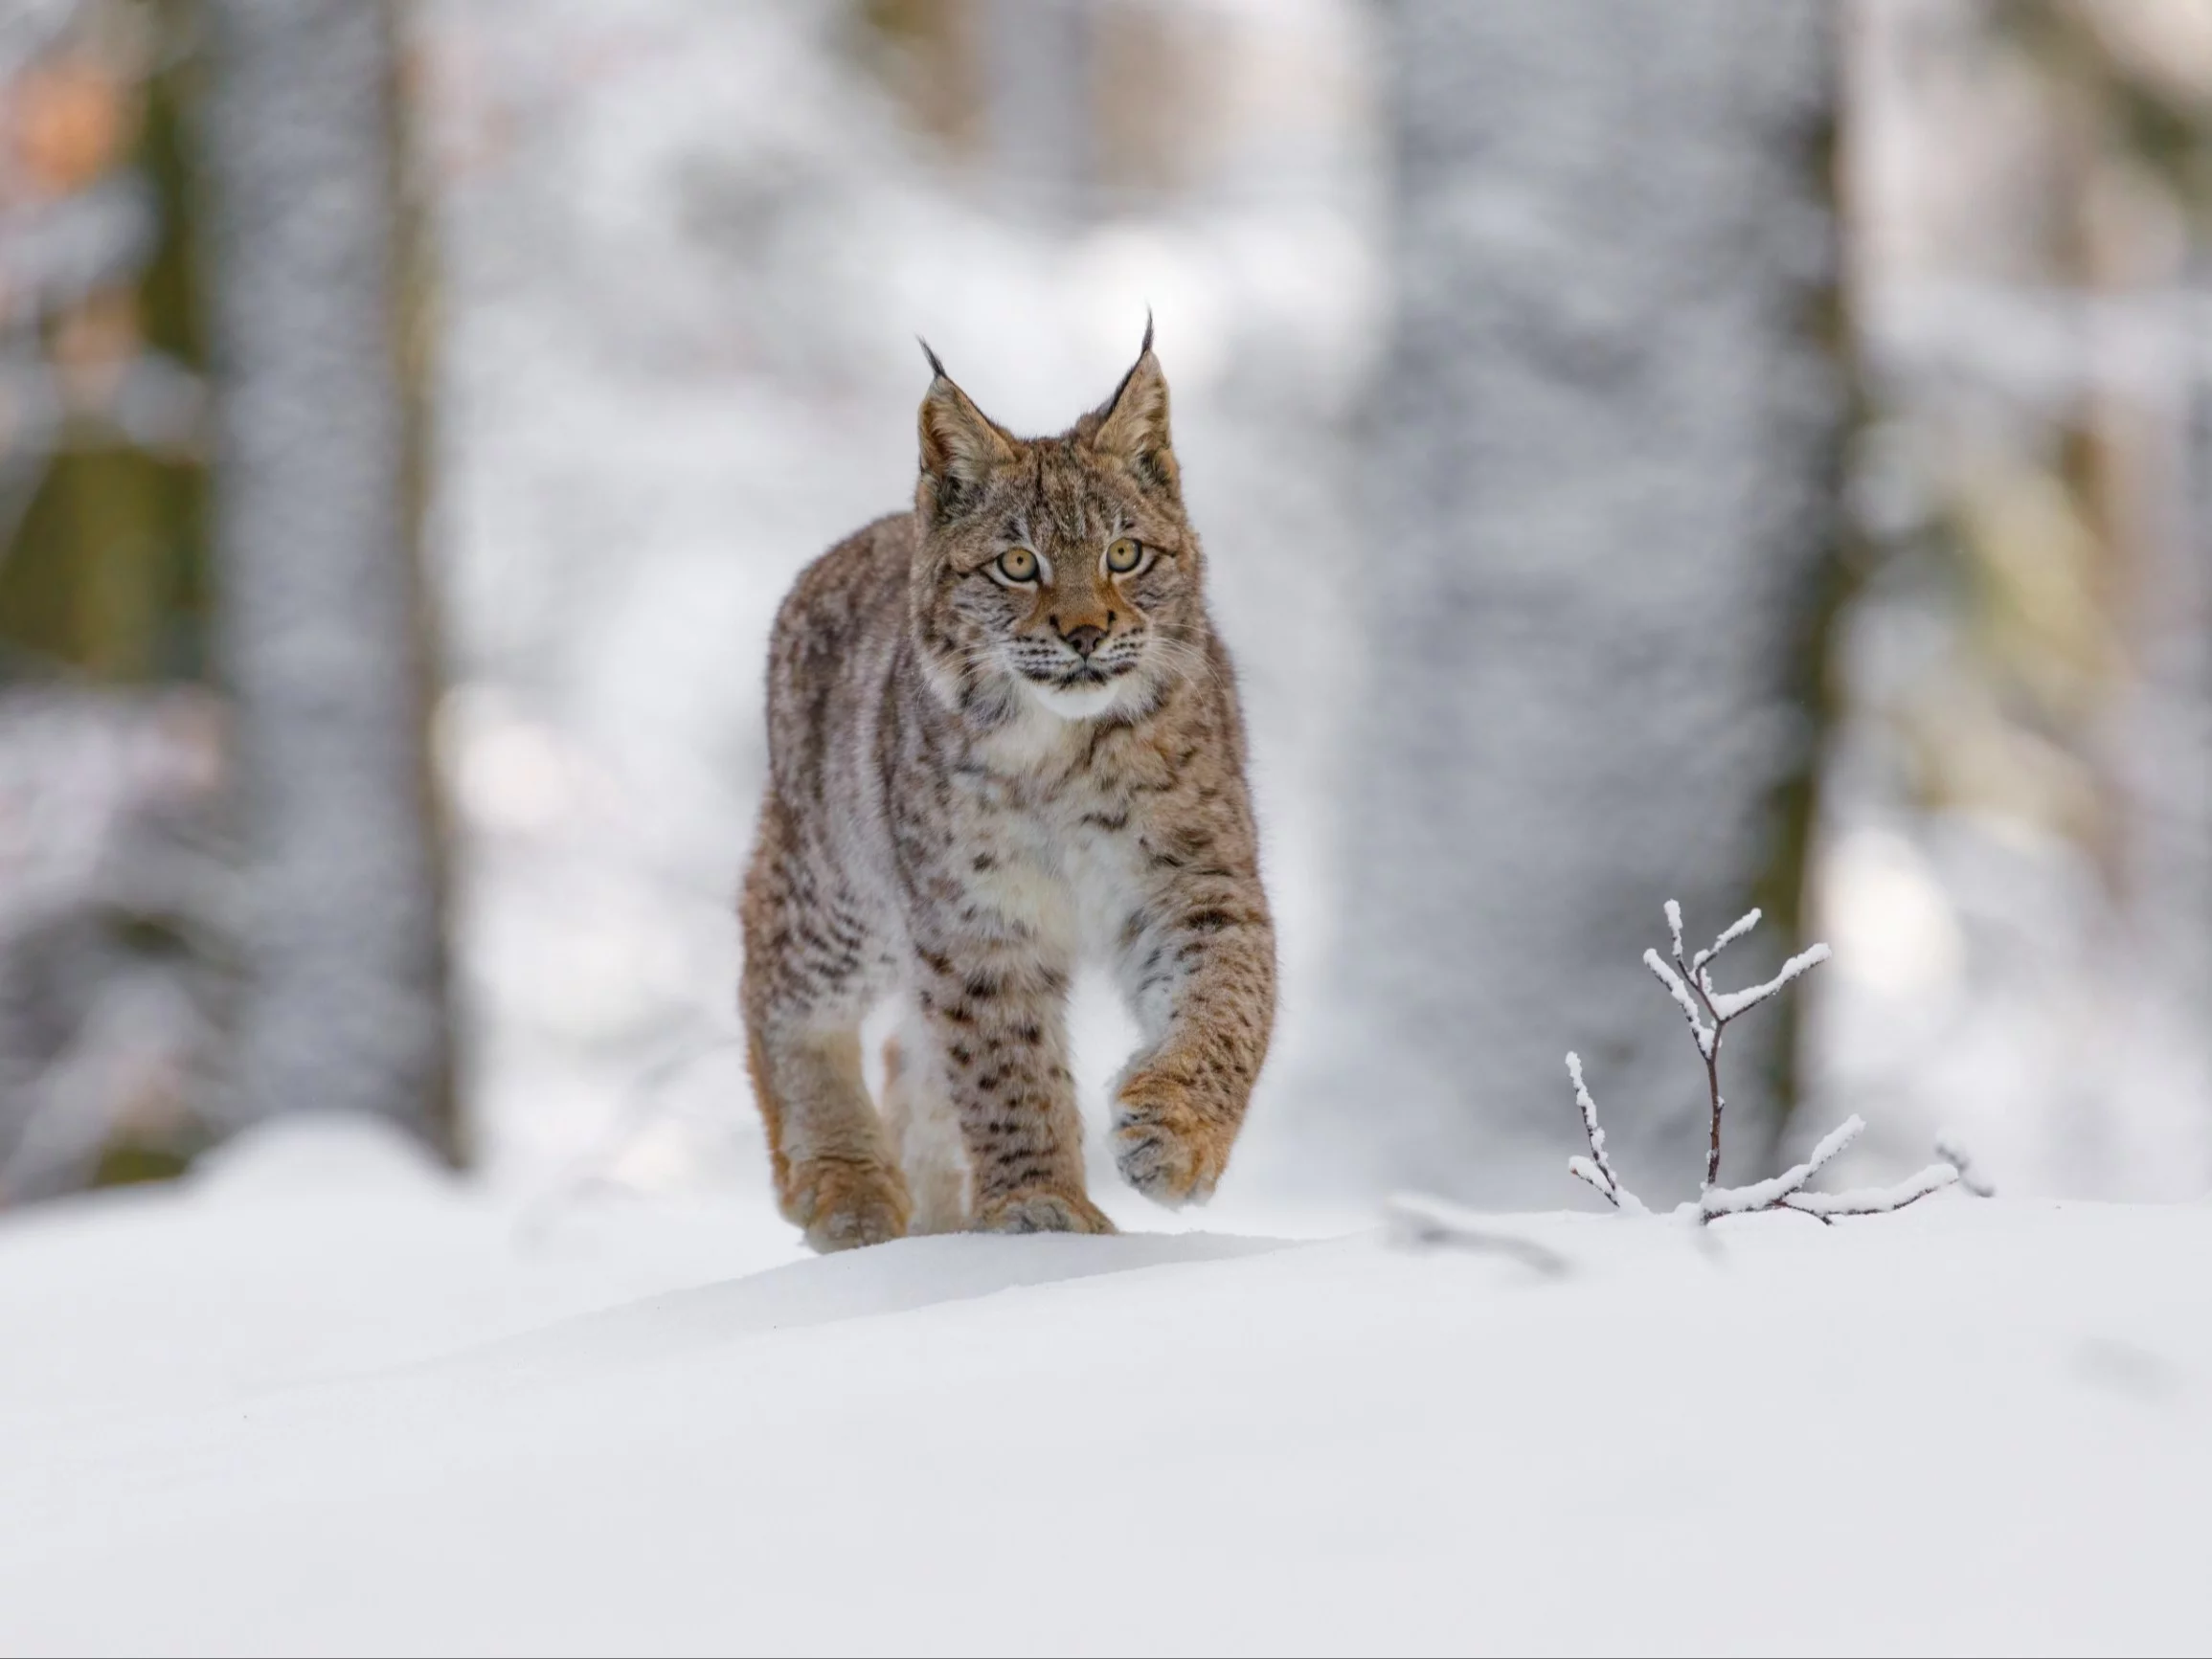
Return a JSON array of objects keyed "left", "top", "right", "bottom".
[{"left": 2, "top": 1116, "right": 2208, "bottom": 1655}]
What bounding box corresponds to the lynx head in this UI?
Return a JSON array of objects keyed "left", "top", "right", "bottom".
[{"left": 911, "top": 323, "right": 1205, "bottom": 725}]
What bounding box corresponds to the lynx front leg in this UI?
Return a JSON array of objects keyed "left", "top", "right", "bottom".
[
  {"left": 1112, "top": 882, "right": 1276, "bottom": 1207},
  {"left": 911, "top": 949, "right": 1113, "bottom": 1235}
]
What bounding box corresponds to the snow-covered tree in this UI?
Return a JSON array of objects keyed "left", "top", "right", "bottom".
[
  {"left": 1305, "top": 1, "right": 1847, "bottom": 1201},
  {"left": 199, "top": 0, "right": 456, "bottom": 1156}
]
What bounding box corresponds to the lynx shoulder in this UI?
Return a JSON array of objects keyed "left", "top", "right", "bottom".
[{"left": 739, "top": 326, "right": 1275, "bottom": 1252}]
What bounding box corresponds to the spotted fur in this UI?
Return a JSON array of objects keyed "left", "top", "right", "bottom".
[{"left": 739, "top": 330, "right": 1275, "bottom": 1251}]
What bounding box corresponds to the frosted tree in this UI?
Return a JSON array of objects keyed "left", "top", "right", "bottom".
[
  {"left": 199, "top": 1, "right": 457, "bottom": 1157},
  {"left": 1309, "top": 1, "right": 1847, "bottom": 1200}
]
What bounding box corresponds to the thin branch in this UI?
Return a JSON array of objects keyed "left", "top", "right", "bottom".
[
  {"left": 1681, "top": 948, "right": 1728, "bottom": 1192},
  {"left": 1383, "top": 1194, "right": 1573, "bottom": 1276},
  {"left": 1702, "top": 1117, "right": 1958, "bottom": 1223},
  {"left": 1778, "top": 1162, "right": 1957, "bottom": 1218},
  {"left": 1933, "top": 1134, "right": 1996, "bottom": 1198},
  {"left": 1644, "top": 949, "right": 1713, "bottom": 1057},
  {"left": 1701, "top": 1114, "right": 1862, "bottom": 1219},
  {"left": 1691, "top": 907, "right": 1762, "bottom": 980},
  {"left": 1563, "top": 1051, "right": 1648, "bottom": 1215},
  {"left": 1557, "top": 900, "right": 1952, "bottom": 1228},
  {"left": 1706, "top": 943, "right": 1833, "bottom": 1022}
]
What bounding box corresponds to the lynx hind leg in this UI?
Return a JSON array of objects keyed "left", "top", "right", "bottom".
[
  {"left": 878, "top": 1023, "right": 971, "bottom": 1235},
  {"left": 741, "top": 805, "right": 910, "bottom": 1253},
  {"left": 745, "top": 1024, "right": 911, "bottom": 1252}
]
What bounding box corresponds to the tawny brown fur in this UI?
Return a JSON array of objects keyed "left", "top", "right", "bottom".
[{"left": 740, "top": 328, "right": 1275, "bottom": 1251}]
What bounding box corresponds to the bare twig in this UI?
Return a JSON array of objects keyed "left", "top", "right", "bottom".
[
  {"left": 1691, "top": 908, "right": 1761, "bottom": 976},
  {"left": 1933, "top": 1134, "right": 1996, "bottom": 1199},
  {"left": 1564, "top": 1050, "right": 1648, "bottom": 1214},
  {"left": 1780, "top": 1164, "right": 1958, "bottom": 1219},
  {"left": 1643, "top": 950, "right": 1713, "bottom": 1056},
  {"left": 1697, "top": 1115, "right": 1954, "bottom": 1222},
  {"left": 1701, "top": 1113, "right": 1864, "bottom": 1221},
  {"left": 1706, "top": 943, "right": 1831, "bottom": 1022},
  {"left": 1383, "top": 1194, "right": 1573, "bottom": 1277},
  {"left": 1557, "top": 901, "right": 1962, "bottom": 1226}
]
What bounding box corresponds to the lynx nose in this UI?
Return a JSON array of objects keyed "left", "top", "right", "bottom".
[{"left": 1059, "top": 623, "right": 1106, "bottom": 659}]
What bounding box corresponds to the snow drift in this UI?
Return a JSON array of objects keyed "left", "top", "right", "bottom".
[{"left": 0, "top": 1116, "right": 2205, "bottom": 1655}]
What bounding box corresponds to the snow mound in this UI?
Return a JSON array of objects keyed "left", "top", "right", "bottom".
[
  {"left": 189, "top": 1110, "right": 454, "bottom": 1200},
  {"left": 0, "top": 1187, "right": 2207, "bottom": 1654},
  {"left": 452, "top": 1228, "right": 1294, "bottom": 1379}
]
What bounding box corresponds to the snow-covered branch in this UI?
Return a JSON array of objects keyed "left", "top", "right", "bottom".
[
  {"left": 1560, "top": 902, "right": 1961, "bottom": 1225},
  {"left": 1564, "top": 1051, "right": 1648, "bottom": 1215},
  {"left": 1701, "top": 1114, "right": 1862, "bottom": 1218},
  {"left": 1781, "top": 1164, "right": 1960, "bottom": 1219},
  {"left": 1382, "top": 1193, "right": 1572, "bottom": 1276},
  {"left": 1933, "top": 1134, "right": 1996, "bottom": 1199},
  {"left": 1705, "top": 942, "right": 1831, "bottom": 1021},
  {"left": 1643, "top": 949, "right": 1713, "bottom": 1057},
  {"left": 1696, "top": 1112, "right": 1952, "bottom": 1222},
  {"left": 1691, "top": 906, "right": 1760, "bottom": 976}
]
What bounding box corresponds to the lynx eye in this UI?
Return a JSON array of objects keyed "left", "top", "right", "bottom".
[
  {"left": 996, "top": 547, "right": 1039, "bottom": 583},
  {"left": 1106, "top": 536, "right": 1143, "bottom": 573}
]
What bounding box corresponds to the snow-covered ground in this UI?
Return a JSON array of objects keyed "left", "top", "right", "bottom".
[{"left": 2, "top": 1114, "right": 2206, "bottom": 1656}]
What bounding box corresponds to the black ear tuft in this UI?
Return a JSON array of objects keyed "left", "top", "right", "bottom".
[
  {"left": 1092, "top": 322, "right": 1175, "bottom": 499},
  {"left": 918, "top": 336, "right": 950, "bottom": 382},
  {"left": 917, "top": 363, "right": 1017, "bottom": 525}
]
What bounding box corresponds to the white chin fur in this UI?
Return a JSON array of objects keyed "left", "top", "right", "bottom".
[{"left": 1023, "top": 677, "right": 1126, "bottom": 722}]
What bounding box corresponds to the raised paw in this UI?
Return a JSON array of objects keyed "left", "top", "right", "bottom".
[
  {"left": 972, "top": 1188, "right": 1117, "bottom": 1236},
  {"left": 1112, "top": 1076, "right": 1234, "bottom": 1207},
  {"left": 784, "top": 1157, "right": 912, "bottom": 1253}
]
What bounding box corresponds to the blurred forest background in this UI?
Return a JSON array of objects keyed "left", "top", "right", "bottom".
[{"left": 0, "top": 0, "right": 2203, "bottom": 1217}]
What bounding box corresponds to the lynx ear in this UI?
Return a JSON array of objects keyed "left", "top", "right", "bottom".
[
  {"left": 917, "top": 344, "right": 1015, "bottom": 522},
  {"left": 1090, "top": 318, "right": 1178, "bottom": 500}
]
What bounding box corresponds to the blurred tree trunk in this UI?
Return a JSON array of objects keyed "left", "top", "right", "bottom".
[
  {"left": 199, "top": 0, "right": 457, "bottom": 1158},
  {"left": 982, "top": 0, "right": 1092, "bottom": 218},
  {"left": 0, "top": 2, "right": 208, "bottom": 684},
  {"left": 1311, "top": 0, "right": 1848, "bottom": 1201}
]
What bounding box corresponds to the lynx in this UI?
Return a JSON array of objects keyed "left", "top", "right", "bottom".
[{"left": 739, "top": 325, "right": 1275, "bottom": 1251}]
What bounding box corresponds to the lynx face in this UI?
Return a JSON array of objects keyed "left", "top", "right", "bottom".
[{"left": 911, "top": 338, "right": 1202, "bottom": 724}]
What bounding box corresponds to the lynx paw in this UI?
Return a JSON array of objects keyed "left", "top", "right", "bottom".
[
  {"left": 972, "top": 1189, "right": 1117, "bottom": 1236},
  {"left": 784, "top": 1157, "right": 912, "bottom": 1253},
  {"left": 1113, "top": 1077, "right": 1233, "bottom": 1207}
]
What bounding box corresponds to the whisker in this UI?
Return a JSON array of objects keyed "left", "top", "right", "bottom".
[{"left": 1140, "top": 634, "right": 1218, "bottom": 686}]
